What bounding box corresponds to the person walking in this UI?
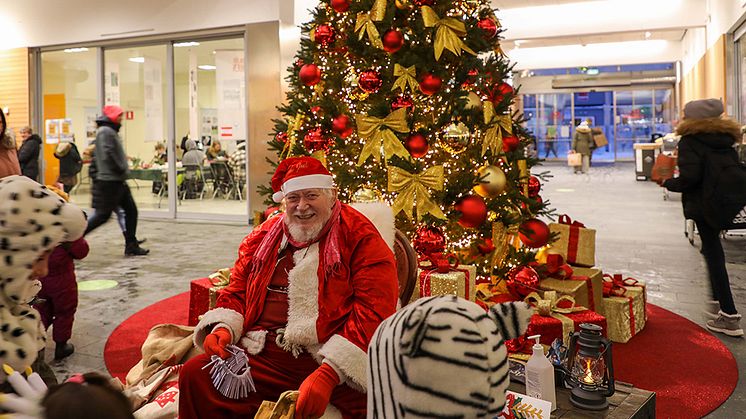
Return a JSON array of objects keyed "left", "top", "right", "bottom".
[
  {"left": 84, "top": 105, "right": 149, "bottom": 256},
  {"left": 18, "top": 126, "right": 42, "bottom": 181},
  {"left": 661, "top": 98, "right": 745, "bottom": 336},
  {"left": 54, "top": 138, "right": 83, "bottom": 193},
  {"left": 571, "top": 121, "right": 594, "bottom": 174}
]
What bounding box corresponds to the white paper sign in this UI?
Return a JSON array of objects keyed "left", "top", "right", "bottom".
[
  {"left": 105, "top": 63, "right": 120, "bottom": 106},
  {"left": 143, "top": 57, "right": 163, "bottom": 142},
  {"left": 499, "top": 391, "right": 552, "bottom": 419},
  {"left": 60, "top": 119, "right": 74, "bottom": 142},
  {"left": 215, "top": 50, "right": 246, "bottom": 141},
  {"left": 85, "top": 107, "right": 98, "bottom": 147},
  {"left": 45, "top": 119, "right": 60, "bottom": 144},
  {"left": 189, "top": 51, "right": 200, "bottom": 141}
]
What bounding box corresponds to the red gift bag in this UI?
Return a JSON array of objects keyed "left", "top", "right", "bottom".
[{"left": 651, "top": 153, "right": 676, "bottom": 183}]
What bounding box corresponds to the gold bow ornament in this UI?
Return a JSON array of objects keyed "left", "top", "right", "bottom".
[
  {"left": 388, "top": 165, "right": 447, "bottom": 220},
  {"left": 355, "top": 0, "right": 387, "bottom": 49},
  {"left": 281, "top": 113, "right": 307, "bottom": 158},
  {"left": 392, "top": 64, "right": 419, "bottom": 93},
  {"left": 421, "top": 6, "right": 476, "bottom": 61},
  {"left": 355, "top": 107, "right": 411, "bottom": 165},
  {"left": 482, "top": 101, "right": 513, "bottom": 156},
  {"left": 524, "top": 290, "right": 587, "bottom": 345}
]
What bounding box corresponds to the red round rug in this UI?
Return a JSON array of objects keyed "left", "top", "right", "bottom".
[{"left": 104, "top": 297, "right": 737, "bottom": 418}]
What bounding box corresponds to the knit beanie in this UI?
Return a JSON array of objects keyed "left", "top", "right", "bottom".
[
  {"left": 0, "top": 175, "right": 87, "bottom": 372},
  {"left": 683, "top": 99, "right": 724, "bottom": 119},
  {"left": 103, "top": 105, "right": 124, "bottom": 122}
]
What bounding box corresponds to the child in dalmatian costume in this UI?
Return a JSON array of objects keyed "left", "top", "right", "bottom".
[{"left": 0, "top": 175, "right": 87, "bottom": 379}]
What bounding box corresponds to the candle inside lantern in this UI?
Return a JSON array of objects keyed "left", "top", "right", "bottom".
[{"left": 583, "top": 359, "right": 595, "bottom": 384}]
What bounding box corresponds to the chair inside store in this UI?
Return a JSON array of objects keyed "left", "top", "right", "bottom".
[
  {"left": 210, "top": 161, "right": 242, "bottom": 200},
  {"left": 180, "top": 165, "right": 205, "bottom": 200}
]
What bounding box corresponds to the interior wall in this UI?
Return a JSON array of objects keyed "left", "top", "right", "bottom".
[
  {"left": 0, "top": 48, "right": 30, "bottom": 141},
  {"left": 680, "top": 35, "right": 727, "bottom": 111}
]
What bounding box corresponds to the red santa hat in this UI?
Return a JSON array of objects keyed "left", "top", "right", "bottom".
[
  {"left": 103, "top": 105, "right": 124, "bottom": 122},
  {"left": 271, "top": 156, "right": 335, "bottom": 203}
]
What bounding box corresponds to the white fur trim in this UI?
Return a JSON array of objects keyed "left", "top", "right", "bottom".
[
  {"left": 321, "top": 404, "right": 343, "bottom": 419},
  {"left": 239, "top": 330, "right": 268, "bottom": 355},
  {"left": 193, "top": 307, "right": 244, "bottom": 348},
  {"left": 284, "top": 243, "right": 320, "bottom": 347},
  {"left": 349, "top": 202, "right": 395, "bottom": 251},
  {"left": 318, "top": 334, "right": 367, "bottom": 392},
  {"left": 274, "top": 174, "right": 335, "bottom": 202}
]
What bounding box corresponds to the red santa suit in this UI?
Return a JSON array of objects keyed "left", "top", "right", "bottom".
[{"left": 179, "top": 202, "right": 398, "bottom": 418}]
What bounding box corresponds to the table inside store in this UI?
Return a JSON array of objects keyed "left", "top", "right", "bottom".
[
  {"left": 128, "top": 168, "right": 166, "bottom": 182},
  {"left": 508, "top": 381, "right": 655, "bottom": 418}
]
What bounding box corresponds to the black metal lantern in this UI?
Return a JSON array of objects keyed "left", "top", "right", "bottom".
[{"left": 563, "top": 323, "right": 615, "bottom": 410}]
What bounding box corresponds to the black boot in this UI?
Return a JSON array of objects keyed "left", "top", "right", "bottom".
[
  {"left": 125, "top": 242, "right": 150, "bottom": 256},
  {"left": 122, "top": 232, "right": 147, "bottom": 245},
  {"left": 54, "top": 342, "right": 75, "bottom": 360}
]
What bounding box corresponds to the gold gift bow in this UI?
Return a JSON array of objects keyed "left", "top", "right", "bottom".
[
  {"left": 392, "top": 64, "right": 418, "bottom": 93},
  {"left": 281, "top": 114, "right": 306, "bottom": 159},
  {"left": 482, "top": 101, "right": 513, "bottom": 156},
  {"left": 524, "top": 290, "right": 587, "bottom": 345},
  {"left": 421, "top": 6, "right": 477, "bottom": 61},
  {"left": 355, "top": 107, "right": 411, "bottom": 165},
  {"left": 354, "top": 0, "right": 387, "bottom": 49},
  {"left": 388, "top": 165, "right": 447, "bottom": 220},
  {"left": 208, "top": 268, "right": 231, "bottom": 287}
]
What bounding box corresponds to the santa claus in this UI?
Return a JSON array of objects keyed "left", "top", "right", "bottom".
[{"left": 178, "top": 156, "right": 399, "bottom": 418}]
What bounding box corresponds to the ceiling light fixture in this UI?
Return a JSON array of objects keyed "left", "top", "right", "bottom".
[
  {"left": 174, "top": 41, "right": 200, "bottom": 47},
  {"left": 63, "top": 47, "right": 89, "bottom": 53},
  {"left": 198, "top": 64, "right": 216, "bottom": 70},
  {"left": 645, "top": 31, "right": 652, "bottom": 39},
  {"left": 128, "top": 57, "right": 145, "bottom": 63}
]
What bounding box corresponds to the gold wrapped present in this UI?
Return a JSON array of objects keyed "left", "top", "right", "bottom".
[
  {"left": 602, "top": 274, "right": 647, "bottom": 343},
  {"left": 549, "top": 214, "right": 596, "bottom": 267},
  {"left": 411, "top": 260, "right": 476, "bottom": 302},
  {"left": 539, "top": 266, "right": 603, "bottom": 316}
]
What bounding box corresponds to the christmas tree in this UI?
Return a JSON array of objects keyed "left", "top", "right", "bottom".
[{"left": 260, "top": 0, "right": 554, "bottom": 284}]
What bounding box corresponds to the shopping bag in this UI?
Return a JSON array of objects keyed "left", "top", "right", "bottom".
[
  {"left": 567, "top": 152, "right": 582, "bottom": 167},
  {"left": 593, "top": 132, "right": 609, "bottom": 148},
  {"left": 254, "top": 391, "right": 298, "bottom": 419},
  {"left": 651, "top": 153, "right": 677, "bottom": 183}
]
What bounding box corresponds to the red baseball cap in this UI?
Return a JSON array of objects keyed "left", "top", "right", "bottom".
[{"left": 271, "top": 156, "right": 334, "bottom": 203}]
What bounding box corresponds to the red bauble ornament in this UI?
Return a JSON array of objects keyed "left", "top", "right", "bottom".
[
  {"left": 413, "top": 0, "right": 435, "bottom": 5},
  {"left": 413, "top": 226, "right": 446, "bottom": 257},
  {"left": 502, "top": 135, "right": 519, "bottom": 152},
  {"left": 476, "top": 238, "right": 495, "bottom": 255},
  {"left": 358, "top": 70, "right": 383, "bottom": 93},
  {"left": 382, "top": 29, "right": 405, "bottom": 53},
  {"left": 455, "top": 195, "right": 488, "bottom": 228},
  {"left": 331, "top": 114, "right": 354, "bottom": 138},
  {"left": 527, "top": 175, "right": 541, "bottom": 198},
  {"left": 477, "top": 18, "right": 498, "bottom": 39},
  {"left": 506, "top": 265, "right": 540, "bottom": 299},
  {"left": 489, "top": 82, "right": 514, "bottom": 103},
  {"left": 419, "top": 73, "right": 442, "bottom": 95},
  {"left": 313, "top": 24, "right": 336, "bottom": 46},
  {"left": 518, "top": 218, "right": 550, "bottom": 248},
  {"left": 391, "top": 95, "right": 414, "bottom": 111},
  {"left": 303, "top": 128, "right": 331, "bottom": 152},
  {"left": 299, "top": 64, "right": 321, "bottom": 86},
  {"left": 404, "top": 133, "right": 429, "bottom": 158},
  {"left": 275, "top": 132, "right": 288, "bottom": 144},
  {"left": 330, "top": 0, "right": 350, "bottom": 13}
]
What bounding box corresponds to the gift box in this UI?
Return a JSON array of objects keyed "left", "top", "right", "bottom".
[
  {"left": 187, "top": 268, "right": 231, "bottom": 326},
  {"left": 539, "top": 267, "right": 604, "bottom": 315},
  {"left": 410, "top": 259, "right": 476, "bottom": 302},
  {"left": 549, "top": 215, "right": 596, "bottom": 267},
  {"left": 602, "top": 274, "right": 647, "bottom": 343},
  {"left": 524, "top": 290, "right": 607, "bottom": 346}
]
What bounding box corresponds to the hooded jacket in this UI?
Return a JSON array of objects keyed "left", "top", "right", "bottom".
[
  {"left": 0, "top": 135, "right": 21, "bottom": 179},
  {"left": 572, "top": 124, "right": 594, "bottom": 155},
  {"left": 18, "top": 134, "right": 42, "bottom": 181},
  {"left": 664, "top": 117, "right": 742, "bottom": 226},
  {"left": 54, "top": 142, "right": 83, "bottom": 178},
  {"left": 181, "top": 139, "right": 205, "bottom": 167},
  {"left": 94, "top": 115, "right": 128, "bottom": 181}
]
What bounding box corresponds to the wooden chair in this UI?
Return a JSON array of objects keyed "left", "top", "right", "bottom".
[{"left": 393, "top": 229, "right": 418, "bottom": 305}]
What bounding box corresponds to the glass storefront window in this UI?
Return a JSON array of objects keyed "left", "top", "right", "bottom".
[
  {"left": 104, "top": 45, "right": 169, "bottom": 212},
  {"left": 654, "top": 89, "right": 674, "bottom": 134},
  {"left": 40, "top": 48, "right": 98, "bottom": 197},
  {"left": 526, "top": 93, "right": 572, "bottom": 159},
  {"left": 174, "top": 37, "right": 246, "bottom": 216}
]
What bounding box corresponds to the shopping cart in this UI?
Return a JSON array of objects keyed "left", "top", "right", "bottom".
[
  {"left": 686, "top": 207, "right": 746, "bottom": 245},
  {"left": 659, "top": 135, "right": 679, "bottom": 201}
]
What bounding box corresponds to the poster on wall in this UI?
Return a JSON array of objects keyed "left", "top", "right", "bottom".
[
  {"left": 105, "top": 63, "right": 120, "bottom": 106},
  {"left": 201, "top": 108, "right": 218, "bottom": 143},
  {"left": 143, "top": 57, "right": 163, "bottom": 142},
  {"left": 45, "top": 119, "right": 60, "bottom": 144},
  {"left": 215, "top": 50, "right": 246, "bottom": 141},
  {"left": 60, "top": 119, "right": 74, "bottom": 142},
  {"left": 85, "top": 107, "right": 98, "bottom": 147},
  {"left": 189, "top": 51, "right": 200, "bottom": 141}
]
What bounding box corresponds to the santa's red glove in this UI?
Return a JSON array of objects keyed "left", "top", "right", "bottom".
[
  {"left": 296, "top": 363, "right": 339, "bottom": 419},
  {"left": 203, "top": 327, "right": 232, "bottom": 359}
]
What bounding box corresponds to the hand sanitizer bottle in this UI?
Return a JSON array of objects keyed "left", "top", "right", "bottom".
[{"left": 525, "top": 334, "right": 557, "bottom": 410}]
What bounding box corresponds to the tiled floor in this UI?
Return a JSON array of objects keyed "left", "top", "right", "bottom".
[{"left": 45, "top": 162, "right": 744, "bottom": 417}]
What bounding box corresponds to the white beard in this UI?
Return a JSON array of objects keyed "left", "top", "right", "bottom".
[{"left": 285, "top": 217, "right": 324, "bottom": 243}]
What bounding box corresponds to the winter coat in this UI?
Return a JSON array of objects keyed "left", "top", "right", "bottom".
[
  {"left": 18, "top": 134, "right": 42, "bottom": 180},
  {"left": 93, "top": 116, "right": 128, "bottom": 181},
  {"left": 664, "top": 117, "right": 743, "bottom": 227},
  {"left": 54, "top": 142, "right": 83, "bottom": 178},
  {"left": 572, "top": 127, "right": 594, "bottom": 156},
  {"left": 181, "top": 139, "right": 205, "bottom": 167},
  {"left": 0, "top": 137, "right": 21, "bottom": 179},
  {"left": 40, "top": 237, "right": 89, "bottom": 288},
  {"left": 194, "top": 202, "right": 398, "bottom": 391}
]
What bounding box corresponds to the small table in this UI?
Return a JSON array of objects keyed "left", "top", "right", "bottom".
[{"left": 508, "top": 381, "right": 655, "bottom": 418}]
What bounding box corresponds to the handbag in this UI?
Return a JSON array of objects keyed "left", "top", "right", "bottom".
[
  {"left": 254, "top": 391, "right": 299, "bottom": 419},
  {"left": 567, "top": 151, "right": 582, "bottom": 167},
  {"left": 651, "top": 153, "right": 677, "bottom": 183}
]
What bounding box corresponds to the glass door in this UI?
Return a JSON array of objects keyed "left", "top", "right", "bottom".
[{"left": 572, "top": 91, "right": 614, "bottom": 162}]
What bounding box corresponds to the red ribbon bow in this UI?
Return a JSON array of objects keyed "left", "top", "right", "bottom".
[
  {"left": 602, "top": 276, "right": 627, "bottom": 297},
  {"left": 529, "top": 253, "right": 573, "bottom": 280},
  {"left": 558, "top": 214, "right": 585, "bottom": 228},
  {"left": 419, "top": 252, "right": 460, "bottom": 273}
]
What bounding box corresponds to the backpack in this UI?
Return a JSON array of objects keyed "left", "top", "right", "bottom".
[{"left": 701, "top": 147, "right": 746, "bottom": 229}]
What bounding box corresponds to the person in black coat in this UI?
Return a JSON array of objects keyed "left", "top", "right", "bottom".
[
  {"left": 54, "top": 138, "right": 83, "bottom": 193},
  {"left": 18, "top": 126, "right": 42, "bottom": 181},
  {"left": 661, "top": 98, "right": 743, "bottom": 336}
]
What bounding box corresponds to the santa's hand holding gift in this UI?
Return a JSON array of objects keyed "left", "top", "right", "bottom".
[{"left": 178, "top": 157, "right": 399, "bottom": 418}]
